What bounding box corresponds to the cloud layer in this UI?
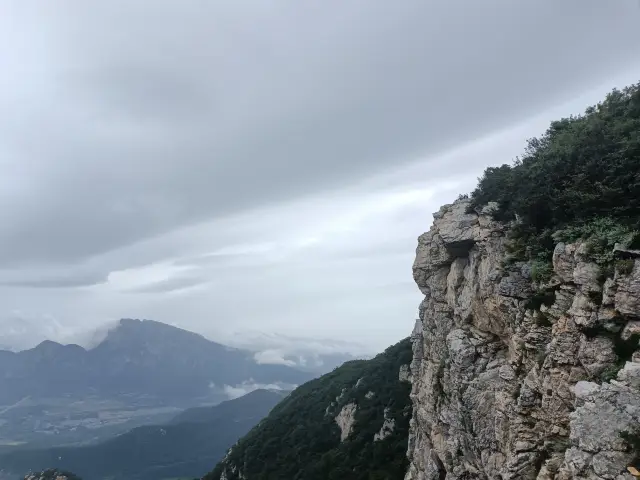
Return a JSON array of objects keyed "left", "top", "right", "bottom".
[{"left": 0, "top": 1, "right": 639, "bottom": 353}]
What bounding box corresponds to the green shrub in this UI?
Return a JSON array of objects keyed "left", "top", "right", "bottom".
[
  {"left": 600, "top": 364, "right": 622, "bottom": 383},
  {"left": 554, "top": 218, "right": 638, "bottom": 265},
  {"left": 531, "top": 260, "right": 553, "bottom": 283},
  {"left": 617, "top": 259, "right": 636, "bottom": 275},
  {"left": 470, "top": 82, "right": 640, "bottom": 262},
  {"left": 588, "top": 290, "right": 604, "bottom": 306},
  {"left": 620, "top": 431, "right": 640, "bottom": 466},
  {"left": 525, "top": 290, "right": 555, "bottom": 311},
  {"left": 534, "top": 311, "right": 552, "bottom": 327},
  {"left": 598, "top": 263, "right": 616, "bottom": 283}
]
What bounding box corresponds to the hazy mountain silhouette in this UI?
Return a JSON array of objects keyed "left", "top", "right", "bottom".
[
  {"left": 0, "top": 319, "right": 311, "bottom": 449},
  {"left": 0, "top": 319, "right": 310, "bottom": 405}
]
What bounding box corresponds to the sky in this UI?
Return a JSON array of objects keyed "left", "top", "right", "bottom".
[{"left": 1, "top": 1, "right": 640, "bottom": 356}]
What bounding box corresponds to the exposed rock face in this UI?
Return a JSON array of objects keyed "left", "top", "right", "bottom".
[
  {"left": 374, "top": 407, "right": 396, "bottom": 441},
  {"left": 406, "top": 199, "right": 640, "bottom": 480},
  {"left": 400, "top": 364, "right": 412, "bottom": 383},
  {"left": 335, "top": 402, "right": 357, "bottom": 441}
]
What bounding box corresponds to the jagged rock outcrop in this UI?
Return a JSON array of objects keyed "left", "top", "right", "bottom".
[
  {"left": 406, "top": 199, "right": 640, "bottom": 480},
  {"left": 335, "top": 402, "right": 357, "bottom": 441},
  {"left": 374, "top": 407, "right": 396, "bottom": 441},
  {"left": 400, "top": 364, "right": 412, "bottom": 383}
]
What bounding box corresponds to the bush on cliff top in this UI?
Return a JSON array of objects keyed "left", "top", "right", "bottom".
[{"left": 470, "top": 82, "right": 640, "bottom": 262}]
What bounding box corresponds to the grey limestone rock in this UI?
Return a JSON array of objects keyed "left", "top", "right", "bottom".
[
  {"left": 406, "top": 199, "right": 640, "bottom": 480},
  {"left": 335, "top": 402, "right": 357, "bottom": 442}
]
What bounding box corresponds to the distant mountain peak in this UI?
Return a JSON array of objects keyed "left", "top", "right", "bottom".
[
  {"left": 32, "top": 339, "right": 85, "bottom": 354},
  {"left": 35, "top": 339, "right": 64, "bottom": 349},
  {"left": 97, "top": 318, "right": 223, "bottom": 354},
  {"left": 0, "top": 317, "right": 312, "bottom": 411},
  {"left": 112, "top": 318, "right": 208, "bottom": 339}
]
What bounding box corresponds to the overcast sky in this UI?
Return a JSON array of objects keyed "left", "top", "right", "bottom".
[{"left": 1, "top": 1, "right": 640, "bottom": 355}]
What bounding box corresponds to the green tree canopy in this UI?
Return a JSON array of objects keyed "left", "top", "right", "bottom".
[{"left": 470, "top": 82, "right": 640, "bottom": 262}]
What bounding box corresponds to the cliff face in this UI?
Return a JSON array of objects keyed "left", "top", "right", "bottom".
[{"left": 406, "top": 200, "right": 640, "bottom": 480}]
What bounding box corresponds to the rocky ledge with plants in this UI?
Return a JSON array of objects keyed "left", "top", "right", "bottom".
[{"left": 406, "top": 83, "right": 640, "bottom": 480}]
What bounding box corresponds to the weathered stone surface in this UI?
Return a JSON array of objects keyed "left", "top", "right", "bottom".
[
  {"left": 616, "top": 259, "right": 640, "bottom": 318},
  {"left": 622, "top": 321, "right": 640, "bottom": 341},
  {"left": 554, "top": 243, "right": 578, "bottom": 283},
  {"left": 399, "top": 364, "right": 412, "bottom": 383},
  {"left": 498, "top": 268, "right": 533, "bottom": 299},
  {"left": 335, "top": 402, "right": 357, "bottom": 441},
  {"left": 406, "top": 199, "right": 640, "bottom": 480},
  {"left": 555, "top": 379, "right": 640, "bottom": 479},
  {"left": 374, "top": 407, "right": 396, "bottom": 441},
  {"left": 554, "top": 242, "right": 602, "bottom": 292},
  {"left": 433, "top": 201, "right": 478, "bottom": 247},
  {"left": 618, "top": 361, "right": 640, "bottom": 388}
]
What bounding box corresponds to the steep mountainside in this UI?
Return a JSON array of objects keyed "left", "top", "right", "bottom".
[
  {"left": 206, "top": 339, "right": 412, "bottom": 480},
  {"left": 0, "top": 319, "right": 311, "bottom": 448},
  {"left": 406, "top": 84, "right": 640, "bottom": 479},
  {"left": 170, "top": 389, "right": 289, "bottom": 425},
  {"left": 0, "top": 390, "right": 286, "bottom": 480}
]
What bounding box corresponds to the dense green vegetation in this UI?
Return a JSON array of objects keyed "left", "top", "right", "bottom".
[
  {"left": 205, "top": 339, "right": 412, "bottom": 480},
  {"left": 470, "top": 82, "right": 640, "bottom": 267}
]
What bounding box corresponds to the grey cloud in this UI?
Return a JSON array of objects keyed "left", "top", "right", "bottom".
[
  {"left": 0, "top": 312, "right": 107, "bottom": 351},
  {"left": 1, "top": 1, "right": 639, "bottom": 268},
  {"left": 323, "top": 242, "right": 414, "bottom": 262},
  {"left": 228, "top": 332, "right": 370, "bottom": 354},
  {"left": 1, "top": 1, "right": 640, "bottom": 354},
  {"left": 79, "top": 64, "right": 213, "bottom": 121},
  {"left": 122, "top": 276, "right": 208, "bottom": 294},
  {"left": 253, "top": 350, "right": 297, "bottom": 367},
  {"left": 0, "top": 266, "right": 109, "bottom": 289},
  {"left": 172, "top": 248, "right": 275, "bottom": 268},
  {"left": 221, "top": 382, "right": 296, "bottom": 400},
  {"left": 0, "top": 275, "right": 107, "bottom": 289}
]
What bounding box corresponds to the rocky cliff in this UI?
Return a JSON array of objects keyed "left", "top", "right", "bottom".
[{"left": 405, "top": 199, "right": 640, "bottom": 480}]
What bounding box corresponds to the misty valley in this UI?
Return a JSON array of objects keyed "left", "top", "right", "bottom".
[
  {"left": 0, "top": 319, "right": 319, "bottom": 478},
  {"left": 0, "top": 318, "right": 412, "bottom": 480}
]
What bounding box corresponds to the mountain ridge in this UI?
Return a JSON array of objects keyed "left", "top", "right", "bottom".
[
  {"left": 0, "top": 319, "right": 312, "bottom": 449},
  {"left": 1, "top": 318, "right": 238, "bottom": 356},
  {"left": 0, "top": 318, "right": 310, "bottom": 403}
]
